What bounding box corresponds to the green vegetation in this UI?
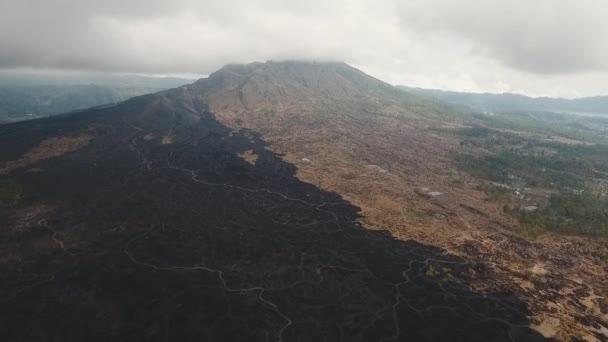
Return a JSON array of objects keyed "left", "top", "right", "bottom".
[
  {"left": 476, "top": 183, "right": 511, "bottom": 201},
  {"left": 455, "top": 152, "right": 585, "bottom": 189},
  {"left": 462, "top": 148, "right": 608, "bottom": 236},
  {"left": 532, "top": 141, "right": 608, "bottom": 175},
  {"left": 518, "top": 191, "right": 608, "bottom": 237},
  {"left": 458, "top": 127, "right": 526, "bottom": 148},
  {"left": 455, "top": 153, "right": 508, "bottom": 183},
  {"left": 425, "top": 264, "right": 455, "bottom": 283},
  {"left": 453, "top": 122, "right": 608, "bottom": 237},
  {"left": 454, "top": 125, "right": 608, "bottom": 191},
  {"left": 470, "top": 111, "right": 608, "bottom": 144}
]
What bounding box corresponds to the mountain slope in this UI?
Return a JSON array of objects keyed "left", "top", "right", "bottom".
[{"left": 0, "top": 61, "right": 595, "bottom": 341}]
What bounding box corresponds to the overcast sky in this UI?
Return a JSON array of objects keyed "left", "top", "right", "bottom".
[{"left": 1, "top": 0, "right": 607, "bottom": 97}]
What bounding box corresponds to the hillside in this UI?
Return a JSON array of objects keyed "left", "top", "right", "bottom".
[
  {"left": 398, "top": 85, "right": 608, "bottom": 116},
  {"left": 1, "top": 61, "right": 606, "bottom": 341}
]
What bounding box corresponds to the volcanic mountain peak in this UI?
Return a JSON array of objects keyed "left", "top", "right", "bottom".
[
  {"left": 196, "top": 61, "right": 394, "bottom": 104},
  {"left": 205, "top": 60, "right": 383, "bottom": 86},
  {"left": 180, "top": 60, "right": 434, "bottom": 130}
]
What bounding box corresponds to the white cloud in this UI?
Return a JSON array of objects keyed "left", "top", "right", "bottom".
[{"left": 397, "top": 0, "right": 608, "bottom": 74}]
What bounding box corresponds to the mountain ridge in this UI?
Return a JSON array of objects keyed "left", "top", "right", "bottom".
[
  {"left": 0, "top": 73, "right": 194, "bottom": 123},
  {"left": 398, "top": 85, "right": 608, "bottom": 115}
]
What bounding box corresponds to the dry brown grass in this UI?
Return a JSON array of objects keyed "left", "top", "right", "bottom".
[
  {"left": 0, "top": 131, "right": 93, "bottom": 175},
  {"left": 238, "top": 150, "right": 259, "bottom": 165}
]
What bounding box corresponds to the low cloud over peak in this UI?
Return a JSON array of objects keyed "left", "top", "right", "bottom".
[{"left": 1, "top": 0, "right": 607, "bottom": 97}]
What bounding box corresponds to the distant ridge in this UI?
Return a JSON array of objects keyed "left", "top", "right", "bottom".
[
  {"left": 398, "top": 85, "right": 608, "bottom": 115},
  {"left": 0, "top": 74, "right": 194, "bottom": 123}
]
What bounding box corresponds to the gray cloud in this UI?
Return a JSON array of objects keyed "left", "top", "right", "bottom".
[
  {"left": 397, "top": 0, "right": 608, "bottom": 74},
  {"left": 1, "top": 0, "right": 607, "bottom": 97},
  {"left": 0, "top": 0, "right": 355, "bottom": 73}
]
